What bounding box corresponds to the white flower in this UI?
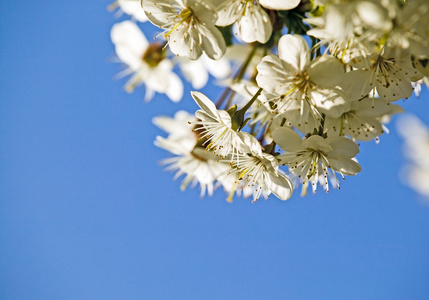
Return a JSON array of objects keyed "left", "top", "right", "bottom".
[
  {"left": 153, "top": 110, "right": 197, "bottom": 152},
  {"left": 273, "top": 127, "right": 361, "bottom": 193},
  {"left": 306, "top": 1, "right": 394, "bottom": 68},
  {"left": 216, "top": 0, "right": 272, "bottom": 44},
  {"left": 229, "top": 132, "right": 293, "bottom": 202},
  {"left": 142, "top": 0, "right": 226, "bottom": 60},
  {"left": 159, "top": 146, "right": 230, "bottom": 197},
  {"left": 256, "top": 34, "right": 350, "bottom": 131},
  {"left": 341, "top": 52, "right": 423, "bottom": 101},
  {"left": 307, "top": 1, "right": 391, "bottom": 45},
  {"left": 191, "top": 91, "right": 245, "bottom": 159},
  {"left": 385, "top": 0, "right": 429, "bottom": 59},
  {"left": 324, "top": 97, "right": 403, "bottom": 141},
  {"left": 111, "top": 20, "right": 183, "bottom": 102},
  {"left": 154, "top": 111, "right": 230, "bottom": 196}
]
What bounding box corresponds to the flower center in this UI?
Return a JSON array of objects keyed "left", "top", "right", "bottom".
[
  {"left": 371, "top": 56, "right": 399, "bottom": 88},
  {"left": 179, "top": 6, "right": 194, "bottom": 23},
  {"left": 297, "top": 71, "right": 311, "bottom": 91},
  {"left": 164, "top": 6, "right": 194, "bottom": 38},
  {"left": 372, "top": 56, "right": 396, "bottom": 72},
  {"left": 142, "top": 43, "right": 165, "bottom": 68},
  {"left": 282, "top": 71, "right": 311, "bottom": 98}
]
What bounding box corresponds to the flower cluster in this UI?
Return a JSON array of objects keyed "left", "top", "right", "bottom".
[{"left": 108, "top": 0, "right": 429, "bottom": 202}]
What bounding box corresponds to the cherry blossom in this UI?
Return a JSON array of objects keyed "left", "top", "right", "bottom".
[
  {"left": 111, "top": 20, "right": 183, "bottom": 101},
  {"left": 142, "top": 0, "right": 226, "bottom": 60}
]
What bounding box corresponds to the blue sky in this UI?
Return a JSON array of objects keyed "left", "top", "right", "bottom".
[{"left": 1, "top": 1, "right": 429, "bottom": 299}]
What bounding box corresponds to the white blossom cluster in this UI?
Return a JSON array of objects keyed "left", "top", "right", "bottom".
[{"left": 109, "top": 0, "right": 429, "bottom": 202}]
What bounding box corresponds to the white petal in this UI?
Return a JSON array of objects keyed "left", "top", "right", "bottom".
[
  {"left": 310, "top": 88, "right": 351, "bottom": 118},
  {"left": 118, "top": 0, "right": 148, "bottom": 22},
  {"left": 306, "top": 28, "right": 332, "bottom": 41},
  {"left": 354, "top": 1, "right": 390, "bottom": 31},
  {"left": 272, "top": 127, "right": 303, "bottom": 152},
  {"left": 277, "top": 35, "right": 310, "bottom": 71},
  {"left": 238, "top": 3, "right": 272, "bottom": 44},
  {"left": 152, "top": 116, "right": 176, "bottom": 133},
  {"left": 142, "top": 0, "right": 177, "bottom": 27},
  {"left": 327, "top": 137, "right": 360, "bottom": 158},
  {"left": 217, "top": 110, "right": 232, "bottom": 128},
  {"left": 152, "top": 110, "right": 194, "bottom": 134},
  {"left": 237, "top": 132, "right": 263, "bottom": 157},
  {"left": 155, "top": 136, "right": 190, "bottom": 155},
  {"left": 256, "top": 55, "right": 297, "bottom": 94},
  {"left": 215, "top": 0, "right": 242, "bottom": 26},
  {"left": 280, "top": 106, "right": 321, "bottom": 133},
  {"left": 323, "top": 4, "right": 354, "bottom": 42},
  {"left": 261, "top": 153, "right": 280, "bottom": 174},
  {"left": 303, "top": 135, "right": 333, "bottom": 153},
  {"left": 340, "top": 70, "right": 373, "bottom": 100},
  {"left": 144, "top": 87, "right": 155, "bottom": 101},
  {"left": 259, "top": 0, "right": 300, "bottom": 10},
  {"left": 165, "top": 72, "right": 184, "bottom": 102},
  {"left": 375, "top": 72, "right": 413, "bottom": 101},
  {"left": 305, "top": 16, "right": 325, "bottom": 27},
  {"left": 143, "top": 65, "right": 170, "bottom": 93},
  {"left": 178, "top": 58, "right": 209, "bottom": 89},
  {"left": 191, "top": 91, "right": 218, "bottom": 118},
  {"left": 198, "top": 24, "right": 226, "bottom": 60},
  {"left": 353, "top": 97, "right": 392, "bottom": 118},
  {"left": 111, "top": 21, "right": 148, "bottom": 70},
  {"left": 268, "top": 173, "right": 294, "bottom": 200},
  {"left": 307, "top": 56, "right": 345, "bottom": 89},
  {"left": 195, "top": 110, "right": 217, "bottom": 124},
  {"left": 188, "top": 0, "right": 217, "bottom": 25},
  {"left": 343, "top": 115, "right": 383, "bottom": 141},
  {"left": 328, "top": 157, "right": 362, "bottom": 176},
  {"left": 168, "top": 23, "right": 203, "bottom": 60}
]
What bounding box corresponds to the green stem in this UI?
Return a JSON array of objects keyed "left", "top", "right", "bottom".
[
  {"left": 231, "top": 87, "right": 263, "bottom": 131},
  {"left": 241, "top": 87, "right": 262, "bottom": 113}
]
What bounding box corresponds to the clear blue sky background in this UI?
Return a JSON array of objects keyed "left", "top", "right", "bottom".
[{"left": 1, "top": 1, "right": 429, "bottom": 299}]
